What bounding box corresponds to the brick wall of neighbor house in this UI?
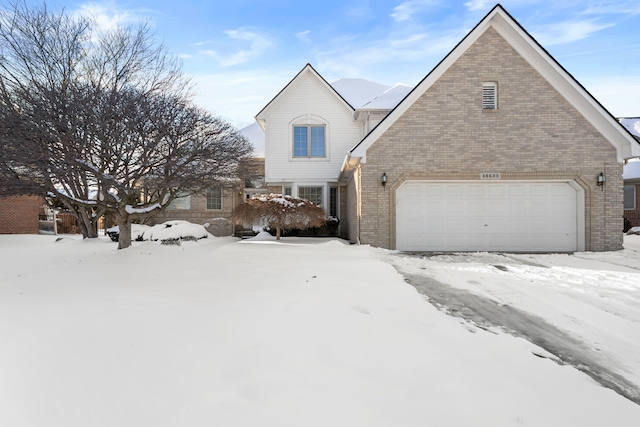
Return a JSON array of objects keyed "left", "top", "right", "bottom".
[
  {"left": 150, "top": 189, "right": 239, "bottom": 237},
  {"left": 624, "top": 183, "right": 640, "bottom": 227},
  {"left": 0, "top": 195, "right": 43, "bottom": 234},
  {"left": 359, "top": 27, "right": 622, "bottom": 251}
]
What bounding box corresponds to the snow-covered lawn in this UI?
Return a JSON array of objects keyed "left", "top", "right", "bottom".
[{"left": 1, "top": 233, "right": 639, "bottom": 426}]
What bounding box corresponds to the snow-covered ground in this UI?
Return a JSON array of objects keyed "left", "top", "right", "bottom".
[{"left": 1, "top": 232, "right": 639, "bottom": 426}]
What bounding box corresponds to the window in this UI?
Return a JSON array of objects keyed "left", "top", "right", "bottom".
[
  {"left": 207, "top": 187, "right": 222, "bottom": 210},
  {"left": 283, "top": 186, "right": 292, "bottom": 196},
  {"left": 624, "top": 185, "right": 636, "bottom": 210},
  {"left": 329, "top": 187, "right": 338, "bottom": 218},
  {"left": 482, "top": 82, "right": 497, "bottom": 110},
  {"left": 298, "top": 186, "right": 323, "bottom": 206},
  {"left": 167, "top": 193, "right": 191, "bottom": 210},
  {"left": 293, "top": 125, "right": 325, "bottom": 158}
]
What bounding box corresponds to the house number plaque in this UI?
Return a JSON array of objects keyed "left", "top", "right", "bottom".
[{"left": 480, "top": 173, "right": 501, "bottom": 179}]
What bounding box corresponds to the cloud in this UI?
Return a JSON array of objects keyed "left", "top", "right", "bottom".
[
  {"left": 582, "top": 1, "right": 640, "bottom": 16},
  {"left": 296, "top": 30, "right": 311, "bottom": 44},
  {"left": 75, "top": 1, "right": 146, "bottom": 31},
  {"left": 464, "top": 0, "right": 494, "bottom": 12},
  {"left": 532, "top": 19, "right": 615, "bottom": 45},
  {"left": 391, "top": 0, "right": 440, "bottom": 23},
  {"left": 199, "top": 28, "right": 274, "bottom": 67}
]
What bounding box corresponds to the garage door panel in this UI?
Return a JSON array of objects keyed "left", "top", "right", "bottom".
[{"left": 396, "top": 181, "right": 578, "bottom": 252}]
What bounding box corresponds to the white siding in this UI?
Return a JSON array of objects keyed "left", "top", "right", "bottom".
[{"left": 264, "top": 73, "right": 362, "bottom": 183}]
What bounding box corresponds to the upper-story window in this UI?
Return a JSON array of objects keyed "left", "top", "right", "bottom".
[
  {"left": 293, "top": 125, "right": 325, "bottom": 158},
  {"left": 482, "top": 82, "right": 498, "bottom": 110}
]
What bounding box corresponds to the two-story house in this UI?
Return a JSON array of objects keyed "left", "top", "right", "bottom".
[{"left": 255, "top": 4, "right": 640, "bottom": 252}]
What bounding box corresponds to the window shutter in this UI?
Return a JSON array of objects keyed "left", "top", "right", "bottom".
[{"left": 482, "top": 82, "right": 497, "bottom": 109}]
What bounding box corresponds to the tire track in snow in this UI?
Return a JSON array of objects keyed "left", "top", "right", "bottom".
[{"left": 396, "top": 268, "right": 640, "bottom": 406}]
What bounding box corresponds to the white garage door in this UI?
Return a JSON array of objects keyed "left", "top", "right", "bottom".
[{"left": 396, "top": 181, "right": 578, "bottom": 252}]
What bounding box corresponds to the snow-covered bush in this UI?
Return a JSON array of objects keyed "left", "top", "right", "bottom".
[
  {"left": 106, "top": 224, "right": 151, "bottom": 242},
  {"left": 106, "top": 221, "right": 209, "bottom": 244},
  {"left": 235, "top": 194, "right": 328, "bottom": 240}
]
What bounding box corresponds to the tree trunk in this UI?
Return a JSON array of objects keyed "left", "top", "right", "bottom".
[
  {"left": 116, "top": 210, "right": 132, "bottom": 249},
  {"left": 276, "top": 227, "right": 281, "bottom": 240},
  {"left": 76, "top": 207, "right": 99, "bottom": 238}
]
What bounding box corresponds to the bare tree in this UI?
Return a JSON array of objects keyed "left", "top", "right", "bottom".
[
  {"left": 0, "top": 1, "right": 253, "bottom": 248},
  {"left": 235, "top": 194, "right": 328, "bottom": 240}
]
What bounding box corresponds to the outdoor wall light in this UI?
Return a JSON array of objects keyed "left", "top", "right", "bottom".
[
  {"left": 597, "top": 172, "right": 606, "bottom": 189},
  {"left": 381, "top": 172, "right": 387, "bottom": 188}
]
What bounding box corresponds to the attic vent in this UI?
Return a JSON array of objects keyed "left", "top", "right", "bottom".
[{"left": 482, "top": 82, "right": 497, "bottom": 110}]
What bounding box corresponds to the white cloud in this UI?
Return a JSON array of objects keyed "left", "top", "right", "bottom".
[
  {"left": 75, "top": 1, "right": 143, "bottom": 31},
  {"left": 201, "top": 28, "right": 274, "bottom": 67},
  {"left": 296, "top": 30, "right": 311, "bottom": 44},
  {"left": 390, "top": 0, "right": 440, "bottom": 23},
  {"left": 583, "top": 1, "right": 640, "bottom": 16},
  {"left": 464, "top": 0, "right": 494, "bottom": 12},
  {"left": 532, "top": 19, "right": 615, "bottom": 45}
]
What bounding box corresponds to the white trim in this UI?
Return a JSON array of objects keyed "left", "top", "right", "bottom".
[{"left": 288, "top": 114, "right": 330, "bottom": 161}]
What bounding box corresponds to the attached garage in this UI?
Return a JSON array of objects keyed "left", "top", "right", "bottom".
[{"left": 396, "top": 181, "right": 583, "bottom": 252}]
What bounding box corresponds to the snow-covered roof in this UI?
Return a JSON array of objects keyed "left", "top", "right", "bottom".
[
  {"left": 624, "top": 160, "right": 640, "bottom": 180},
  {"left": 330, "top": 79, "right": 412, "bottom": 112},
  {"left": 359, "top": 83, "right": 413, "bottom": 110},
  {"left": 330, "top": 78, "right": 391, "bottom": 109},
  {"left": 618, "top": 117, "right": 640, "bottom": 138},
  {"left": 240, "top": 122, "right": 265, "bottom": 157}
]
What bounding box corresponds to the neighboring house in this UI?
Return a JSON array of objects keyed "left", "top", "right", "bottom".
[
  {"left": 0, "top": 195, "right": 44, "bottom": 234},
  {"left": 255, "top": 4, "right": 640, "bottom": 252},
  {"left": 149, "top": 157, "right": 266, "bottom": 236},
  {"left": 621, "top": 118, "right": 640, "bottom": 228},
  {"left": 624, "top": 161, "right": 640, "bottom": 228}
]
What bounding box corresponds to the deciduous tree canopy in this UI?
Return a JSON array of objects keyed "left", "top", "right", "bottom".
[{"left": 0, "top": 1, "right": 253, "bottom": 248}]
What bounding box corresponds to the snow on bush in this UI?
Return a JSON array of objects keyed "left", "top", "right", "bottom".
[
  {"left": 106, "top": 224, "right": 151, "bottom": 242},
  {"left": 142, "top": 220, "right": 210, "bottom": 244},
  {"left": 627, "top": 226, "right": 640, "bottom": 235},
  {"left": 235, "top": 194, "right": 327, "bottom": 240},
  {"left": 107, "top": 221, "right": 210, "bottom": 244}
]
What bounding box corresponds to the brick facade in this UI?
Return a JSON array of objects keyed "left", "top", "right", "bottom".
[
  {"left": 624, "top": 183, "right": 640, "bottom": 227},
  {"left": 150, "top": 188, "right": 241, "bottom": 237},
  {"left": 0, "top": 195, "right": 44, "bottom": 234},
  {"left": 351, "top": 28, "right": 623, "bottom": 252}
]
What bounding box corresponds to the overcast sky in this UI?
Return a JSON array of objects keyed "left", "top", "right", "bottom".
[{"left": 21, "top": 0, "right": 640, "bottom": 128}]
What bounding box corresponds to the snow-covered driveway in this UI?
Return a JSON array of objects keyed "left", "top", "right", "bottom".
[{"left": 385, "top": 238, "right": 640, "bottom": 405}]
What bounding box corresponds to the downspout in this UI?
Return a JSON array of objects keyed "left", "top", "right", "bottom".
[{"left": 357, "top": 163, "right": 362, "bottom": 245}]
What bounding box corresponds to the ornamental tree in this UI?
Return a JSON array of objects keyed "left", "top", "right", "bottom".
[{"left": 235, "top": 194, "right": 328, "bottom": 240}]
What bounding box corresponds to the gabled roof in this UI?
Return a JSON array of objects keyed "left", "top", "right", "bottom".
[
  {"left": 330, "top": 78, "right": 392, "bottom": 109},
  {"left": 349, "top": 4, "right": 640, "bottom": 163},
  {"left": 255, "top": 64, "right": 354, "bottom": 129},
  {"left": 359, "top": 84, "right": 413, "bottom": 110}
]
